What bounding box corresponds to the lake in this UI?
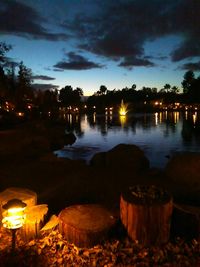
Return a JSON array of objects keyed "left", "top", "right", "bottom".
[{"left": 55, "top": 111, "right": 200, "bottom": 168}]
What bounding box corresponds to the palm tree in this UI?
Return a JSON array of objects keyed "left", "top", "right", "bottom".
[
  {"left": 99, "top": 85, "right": 107, "bottom": 95},
  {"left": 171, "top": 86, "right": 179, "bottom": 94},
  {"left": 163, "top": 83, "right": 171, "bottom": 93}
]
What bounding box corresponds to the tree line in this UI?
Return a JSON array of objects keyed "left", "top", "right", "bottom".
[{"left": 0, "top": 42, "right": 200, "bottom": 117}]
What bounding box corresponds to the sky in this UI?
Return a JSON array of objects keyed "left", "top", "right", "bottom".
[{"left": 0, "top": 0, "right": 200, "bottom": 96}]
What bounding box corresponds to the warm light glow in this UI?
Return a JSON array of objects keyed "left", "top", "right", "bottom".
[
  {"left": 155, "top": 112, "right": 158, "bottom": 125},
  {"left": 193, "top": 112, "right": 197, "bottom": 124},
  {"left": 174, "top": 112, "right": 180, "bottom": 123},
  {"left": 17, "top": 112, "right": 24, "bottom": 117},
  {"left": 2, "top": 208, "right": 26, "bottom": 229},
  {"left": 120, "top": 114, "right": 127, "bottom": 126},
  {"left": 2, "top": 199, "right": 27, "bottom": 230},
  {"left": 119, "top": 99, "right": 128, "bottom": 116}
]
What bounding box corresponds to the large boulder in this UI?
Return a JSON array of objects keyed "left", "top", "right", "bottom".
[
  {"left": 165, "top": 152, "right": 200, "bottom": 204},
  {"left": 90, "top": 144, "right": 149, "bottom": 173}
]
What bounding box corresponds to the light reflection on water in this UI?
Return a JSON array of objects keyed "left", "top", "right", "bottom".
[{"left": 55, "top": 111, "right": 200, "bottom": 169}]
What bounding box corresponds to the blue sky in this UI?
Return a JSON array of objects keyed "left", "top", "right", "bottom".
[{"left": 1, "top": 0, "right": 200, "bottom": 95}]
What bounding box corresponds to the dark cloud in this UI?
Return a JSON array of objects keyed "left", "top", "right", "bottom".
[
  {"left": 180, "top": 61, "right": 200, "bottom": 72},
  {"left": 144, "top": 55, "right": 168, "bottom": 61},
  {"left": 119, "top": 57, "right": 155, "bottom": 68},
  {"left": 32, "top": 75, "right": 55, "bottom": 80},
  {"left": 171, "top": 40, "right": 200, "bottom": 62},
  {"left": 0, "top": 1, "right": 68, "bottom": 41},
  {"left": 1, "top": 0, "right": 200, "bottom": 68},
  {"left": 32, "top": 83, "right": 59, "bottom": 91},
  {"left": 171, "top": 0, "right": 200, "bottom": 61},
  {"left": 61, "top": 0, "right": 200, "bottom": 63},
  {"left": 53, "top": 52, "right": 103, "bottom": 70}
]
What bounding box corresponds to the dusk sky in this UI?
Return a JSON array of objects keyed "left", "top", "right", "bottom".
[{"left": 1, "top": 0, "right": 200, "bottom": 96}]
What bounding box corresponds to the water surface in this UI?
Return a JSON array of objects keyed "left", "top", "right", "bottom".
[{"left": 56, "top": 111, "right": 200, "bottom": 168}]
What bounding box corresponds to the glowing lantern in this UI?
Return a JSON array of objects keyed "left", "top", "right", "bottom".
[{"left": 2, "top": 199, "right": 27, "bottom": 251}]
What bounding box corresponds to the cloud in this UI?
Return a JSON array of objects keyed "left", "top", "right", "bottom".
[
  {"left": 32, "top": 83, "right": 59, "bottom": 91},
  {"left": 53, "top": 52, "right": 103, "bottom": 70},
  {"left": 32, "top": 75, "right": 55, "bottom": 80},
  {"left": 171, "top": 41, "right": 200, "bottom": 62},
  {"left": 0, "top": 1, "right": 68, "bottom": 41},
  {"left": 180, "top": 61, "right": 200, "bottom": 72},
  {"left": 170, "top": 0, "right": 200, "bottom": 61},
  {"left": 62, "top": 1, "right": 177, "bottom": 59},
  {"left": 61, "top": 0, "right": 200, "bottom": 63},
  {"left": 119, "top": 56, "right": 155, "bottom": 68}
]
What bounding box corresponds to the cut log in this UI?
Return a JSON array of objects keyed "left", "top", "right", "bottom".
[
  {"left": 0, "top": 187, "right": 37, "bottom": 223},
  {"left": 20, "top": 204, "right": 48, "bottom": 241},
  {"left": 58, "top": 204, "right": 116, "bottom": 248},
  {"left": 40, "top": 214, "right": 59, "bottom": 232},
  {"left": 120, "top": 185, "right": 173, "bottom": 246},
  {"left": 171, "top": 203, "right": 200, "bottom": 240}
]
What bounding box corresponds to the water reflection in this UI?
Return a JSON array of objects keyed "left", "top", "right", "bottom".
[{"left": 56, "top": 111, "right": 200, "bottom": 168}]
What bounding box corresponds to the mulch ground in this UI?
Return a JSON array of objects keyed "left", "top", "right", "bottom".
[{"left": 0, "top": 227, "right": 199, "bottom": 267}]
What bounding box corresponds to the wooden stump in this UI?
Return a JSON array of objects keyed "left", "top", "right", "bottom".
[
  {"left": 58, "top": 204, "right": 116, "bottom": 248},
  {"left": 171, "top": 203, "right": 200, "bottom": 240},
  {"left": 120, "top": 185, "right": 173, "bottom": 246},
  {"left": 20, "top": 204, "right": 48, "bottom": 241},
  {"left": 0, "top": 187, "right": 37, "bottom": 222}
]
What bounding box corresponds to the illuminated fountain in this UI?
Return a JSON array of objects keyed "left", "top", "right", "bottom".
[{"left": 119, "top": 99, "right": 128, "bottom": 116}]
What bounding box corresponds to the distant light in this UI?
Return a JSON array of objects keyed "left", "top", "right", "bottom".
[
  {"left": 17, "top": 112, "right": 24, "bottom": 117},
  {"left": 119, "top": 99, "right": 128, "bottom": 116}
]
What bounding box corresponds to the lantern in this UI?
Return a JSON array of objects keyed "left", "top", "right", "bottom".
[{"left": 2, "top": 198, "right": 27, "bottom": 252}]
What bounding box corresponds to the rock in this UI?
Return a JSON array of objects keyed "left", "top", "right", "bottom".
[
  {"left": 90, "top": 144, "right": 149, "bottom": 172},
  {"left": 65, "top": 132, "right": 76, "bottom": 146},
  {"left": 90, "top": 152, "right": 107, "bottom": 167},
  {"left": 165, "top": 152, "right": 200, "bottom": 204}
]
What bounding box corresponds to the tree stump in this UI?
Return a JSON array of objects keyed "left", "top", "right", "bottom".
[
  {"left": 20, "top": 204, "right": 48, "bottom": 241},
  {"left": 0, "top": 187, "right": 37, "bottom": 223},
  {"left": 58, "top": 204, "right": 116, "bottom": 248},
  {"left": 171, "top": 203, "right": 200, "bottom": 240},
  {"left": 120, "top": 185, "right": 173, "bottom": 246}
]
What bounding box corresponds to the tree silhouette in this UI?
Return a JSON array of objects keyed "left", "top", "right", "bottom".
[
  {"left": 99, "top": 85, "right": 107, "bottom": 95},
  {"left": 171, "top": 86, "right": 179, "bottom": 94},
  {"left": 16, "top": 61, "right": 33, "bottom": 109},
  {"left": 182, "top": 70, "right": 195, "bottom": 94},
  {"left": 163, "top": 83, "right": 171, "bottom": 93},
  {"left": 59, "top": 85, "right": 82, "bottom": 107}
]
